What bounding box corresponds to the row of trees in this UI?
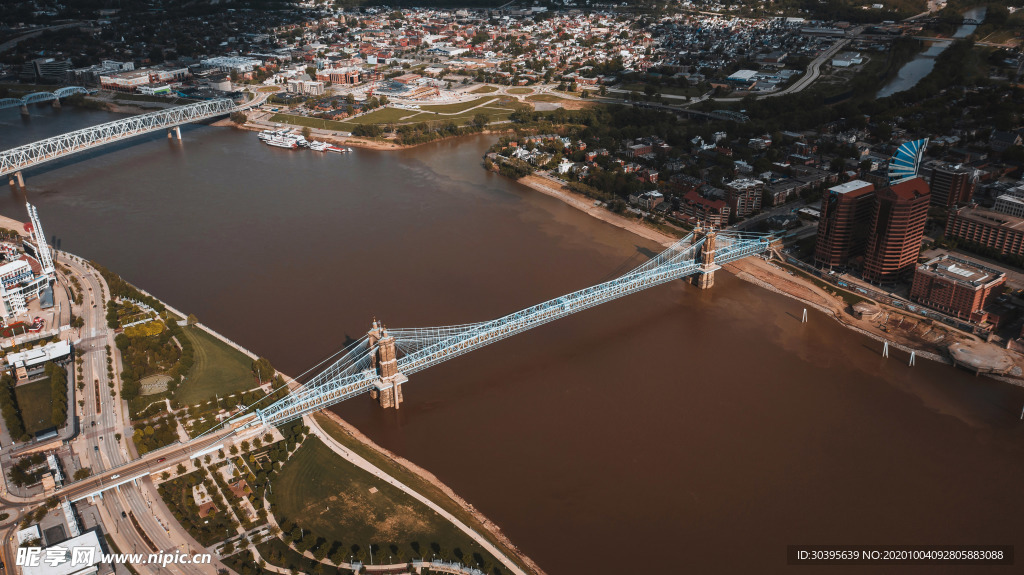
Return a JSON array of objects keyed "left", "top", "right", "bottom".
[
  {"left": 0, "top": 373, "right": 28, "bottom": 442},
  {"left": 45, "top": 361, "right": 69, "bottom": 428}
]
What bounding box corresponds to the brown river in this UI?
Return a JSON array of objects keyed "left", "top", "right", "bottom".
[{"left": 3, "top": 107, "right": 1024, "bottom": 574}]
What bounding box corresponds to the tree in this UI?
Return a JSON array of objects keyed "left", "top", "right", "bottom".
[
  {"left": 472, "top": 113, "right": 488, "bottom": 128},
  {"left": 73, "top": 467, "right": 92, "bottom": 481},
  {"left": 230, "top": 111, "right": 248, "bottom": 125},
  {"left": 301, "top": 126, "right": 312, "bottom": 140},
  {"left": 599, "top": 85, "right": 607, "bottom": 96}
]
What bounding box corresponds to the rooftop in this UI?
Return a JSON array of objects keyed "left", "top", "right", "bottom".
[
  {"left": 22, "top": 530, "right": 104, "bottom": 575},
  {"left": 918, "top": 254, "right": 1005, "bottom": 287},
  {"left": 829, "top": 179, "right": 874, "bottom": 195},
  {"left": 952, "top": 205, "right": 1024, "bottom": 231}
]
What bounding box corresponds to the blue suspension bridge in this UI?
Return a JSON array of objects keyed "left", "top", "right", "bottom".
[
  {"left": 2, "top": 95, "right": 252, "bottom": 186},
  {"left": 226, "top": 227, "right": 776, "bottom": 430},
  {"left": 0, "top": 85, "right": 90, "bottom": 112}
]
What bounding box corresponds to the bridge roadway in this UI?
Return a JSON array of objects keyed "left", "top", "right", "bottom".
[
  {"left": 0, "top": 430, "right": 234, "bottom": 508},
  {"left": 249, "top": 229, "right": 773, "bottom": 428}
]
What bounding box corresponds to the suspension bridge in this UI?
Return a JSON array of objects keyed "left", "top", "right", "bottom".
[
  {"left": 2, "top": 97, "right": 240, "bottom": 186},
  {"left": 225, "top": 227, "right": 775, "bottom": 430},
  {"left": 0, "top": 85, "right": 90, "bottom": 113}
]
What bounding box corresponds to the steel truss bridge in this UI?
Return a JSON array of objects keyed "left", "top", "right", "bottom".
[
  {"left": 0, "top": 86, "right": 89, "bottom": 111},
  {"left": 248, "top": 230, "right": 773, "bottom": 428},
  {"left": 0, "top": 98, "right": 235, "bottom": 178}
]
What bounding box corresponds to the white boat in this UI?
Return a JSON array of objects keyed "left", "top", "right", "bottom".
[
  {"left": 325, "top": 144, "right": 346, "bottom": 153},
  {"left": 308, "top": 141, "right": 329, "bottom": 152},
  {"left": 265, "top": 135, "right": 298, "bottom": 149}
]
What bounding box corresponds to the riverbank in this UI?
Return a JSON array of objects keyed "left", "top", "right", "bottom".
[
  {"left": 225, "top": 114, "right": 516, "bottom": 152},
  {"left": 512, "top": 171, "right": 1024, "bottom": 378},
  {"left": 517, "top": 174, "right": 680, "bottom": 247}
]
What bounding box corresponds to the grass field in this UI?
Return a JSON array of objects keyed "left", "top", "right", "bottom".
[
  {"left": 526, "top": 94, "right": 572, "bottom": 103},
  {"left": 175, "top": 327, "right": 255, "bottom": 405},
  {"left": 346, "top": 107, "right": 423, "bottom": 125},
  {"left": 469, "top": 85, "right": 499, "bottom": 94},
  {"left": 269, "top": 113, "right": 356, "bottom": 132},
  {"left": 420, "top": 98, "right": 498, "bottom": 114},
  {"left": 275, "top": 436, "right": 501, "bottom": 566},
  {"left": 16, "top": 378, "right": 53, "bottom": 435},
  {"left": 619, "top": 82, "right": 703, "bottom": 97},
  {"left": 506, "top": 87, "right": 534, "bottom": 94},
  {"left": 311, "top": 413, "right": 526, "bottom": 571}
]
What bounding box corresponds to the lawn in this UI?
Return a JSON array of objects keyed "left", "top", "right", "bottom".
[
  {"left": 16, "top": 378, "right": 54, "bottom": 435},
  {"left": 175, "top": 327, "right": 255, "bottom": 405},
  {"left": 346, "top": 107, "right": 423, "bottom": 125},
  {"left": 274, "top": 435, "right": 504, "bottom": 570},
  {"left": 311, "top": 413, "right": 526, "bottom": 571},
  {"left": 420, "top": 98, "right": 498, "bottom": 114},
  {"left": 268, "top": 113, "right": 356, "bottom": 132},
  {"left": 469, "top": 85, "right": 499, "bottom": 94},
  {"left": 619, "top": 82, "right": 703, "bottom": 97},
  {"left": 525, "top": 94, "right": 572, "bottom": 103},
  {"left": 506, "top": 87, "right": 533, "bottom": 94}
]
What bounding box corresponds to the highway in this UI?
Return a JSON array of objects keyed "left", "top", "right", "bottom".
[{"left": 0, "top": 253, "right": 234, "bottom": 574}]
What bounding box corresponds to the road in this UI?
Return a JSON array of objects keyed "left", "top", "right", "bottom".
[
  {"left": 0, "top": 253, "right": 232, "bottom": 574},
  {"left": 0, "top": 22, "right": 83, "bottom": 55},
  {"left": 711, "top": 34, "right": 856, "bottom": 103}
]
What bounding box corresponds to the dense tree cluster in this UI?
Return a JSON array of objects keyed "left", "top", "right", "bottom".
[
  {"left": 44, "top": 361, "right": 69, "bottom": 428},
  {"left": 0, "top": 373, "right": 28, "bottom": 442}
]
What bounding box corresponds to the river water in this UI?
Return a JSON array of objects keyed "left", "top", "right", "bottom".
[
  {"left": 877, "top": 7, "right": 986, "bottom": 98},
  {"left": 3, "top": 108, "right": 1024, "bottom": 574}
]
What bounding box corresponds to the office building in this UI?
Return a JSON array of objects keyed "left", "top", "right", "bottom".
[
  {"left": 927, "top": 163, "right": 976, "bottom": 208},
  {"left": 863, "top": 177, "right": 930, "bottom": 283},
  {"left": 814, "top": 180, "right": 876, "bottom": 268}
]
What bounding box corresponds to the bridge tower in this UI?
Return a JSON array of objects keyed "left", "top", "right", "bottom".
[
  {"left": 367, "top": 319, "right": 406, "bottom": 409},
  {"left": 692, "top": 225, "right": 720, "bottom": 290}
]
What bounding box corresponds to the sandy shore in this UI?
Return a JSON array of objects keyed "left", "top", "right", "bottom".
[
  {"left": 0, "top": 214, "right": 28, "bottom": 236},
  {"left": 517, "top": 174, "right": 680, "bottom": 247}
]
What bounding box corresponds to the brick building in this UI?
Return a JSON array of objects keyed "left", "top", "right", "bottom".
[
  {"left": 678, "top": 191, "right": 730, "bottom": 227},
  {"left": 863, "top": 177, "right": 930, "bottom": 284},
  {"left": 945, "top": 205, "right": 1024, "bottom": 256},
  {"left": 910, "top": 255, "right": 1005, "bottom": 323},
  {"left": 814, "top": 180, "right": 876, "bottom": 268}
]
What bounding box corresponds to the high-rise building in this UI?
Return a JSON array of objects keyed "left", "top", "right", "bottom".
[
  {"left": 927, "top": 163, "right": 976, "bottom": 208},
  {"left": 863, "top": 177, "right": 930, "bottom": 284},
  {"left": 724, "top": 178, "right": 764, "bottom": 219},
  {"left": 814, "top": 180, "right": 876, "bottom": 268}
]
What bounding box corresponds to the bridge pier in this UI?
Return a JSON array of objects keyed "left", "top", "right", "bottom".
[
  {"left": 20, "top": 104, "right": 29, "bottom": 117},
  {"left": 367, "top": 320, "right": 406, "bottom": 409},
  {"left": 692, "top": 225, "right": 720, "bottom": 290},
  {"left": 167, "top": 126, "right": 182, "bottom": 140},
  {"left": 8, "top": 171, "right": 25, "bottom": 189},
  {"left": 52, "top": 98, "right": 60, "bottom": 109}
]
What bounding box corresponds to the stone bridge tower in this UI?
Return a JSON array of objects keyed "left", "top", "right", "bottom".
[
  {"left": 692, "top": 225, "right": 721, "bottom": 290},
  {"left": 367, "top": 319, "right": 406, "bottom": 409}
]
